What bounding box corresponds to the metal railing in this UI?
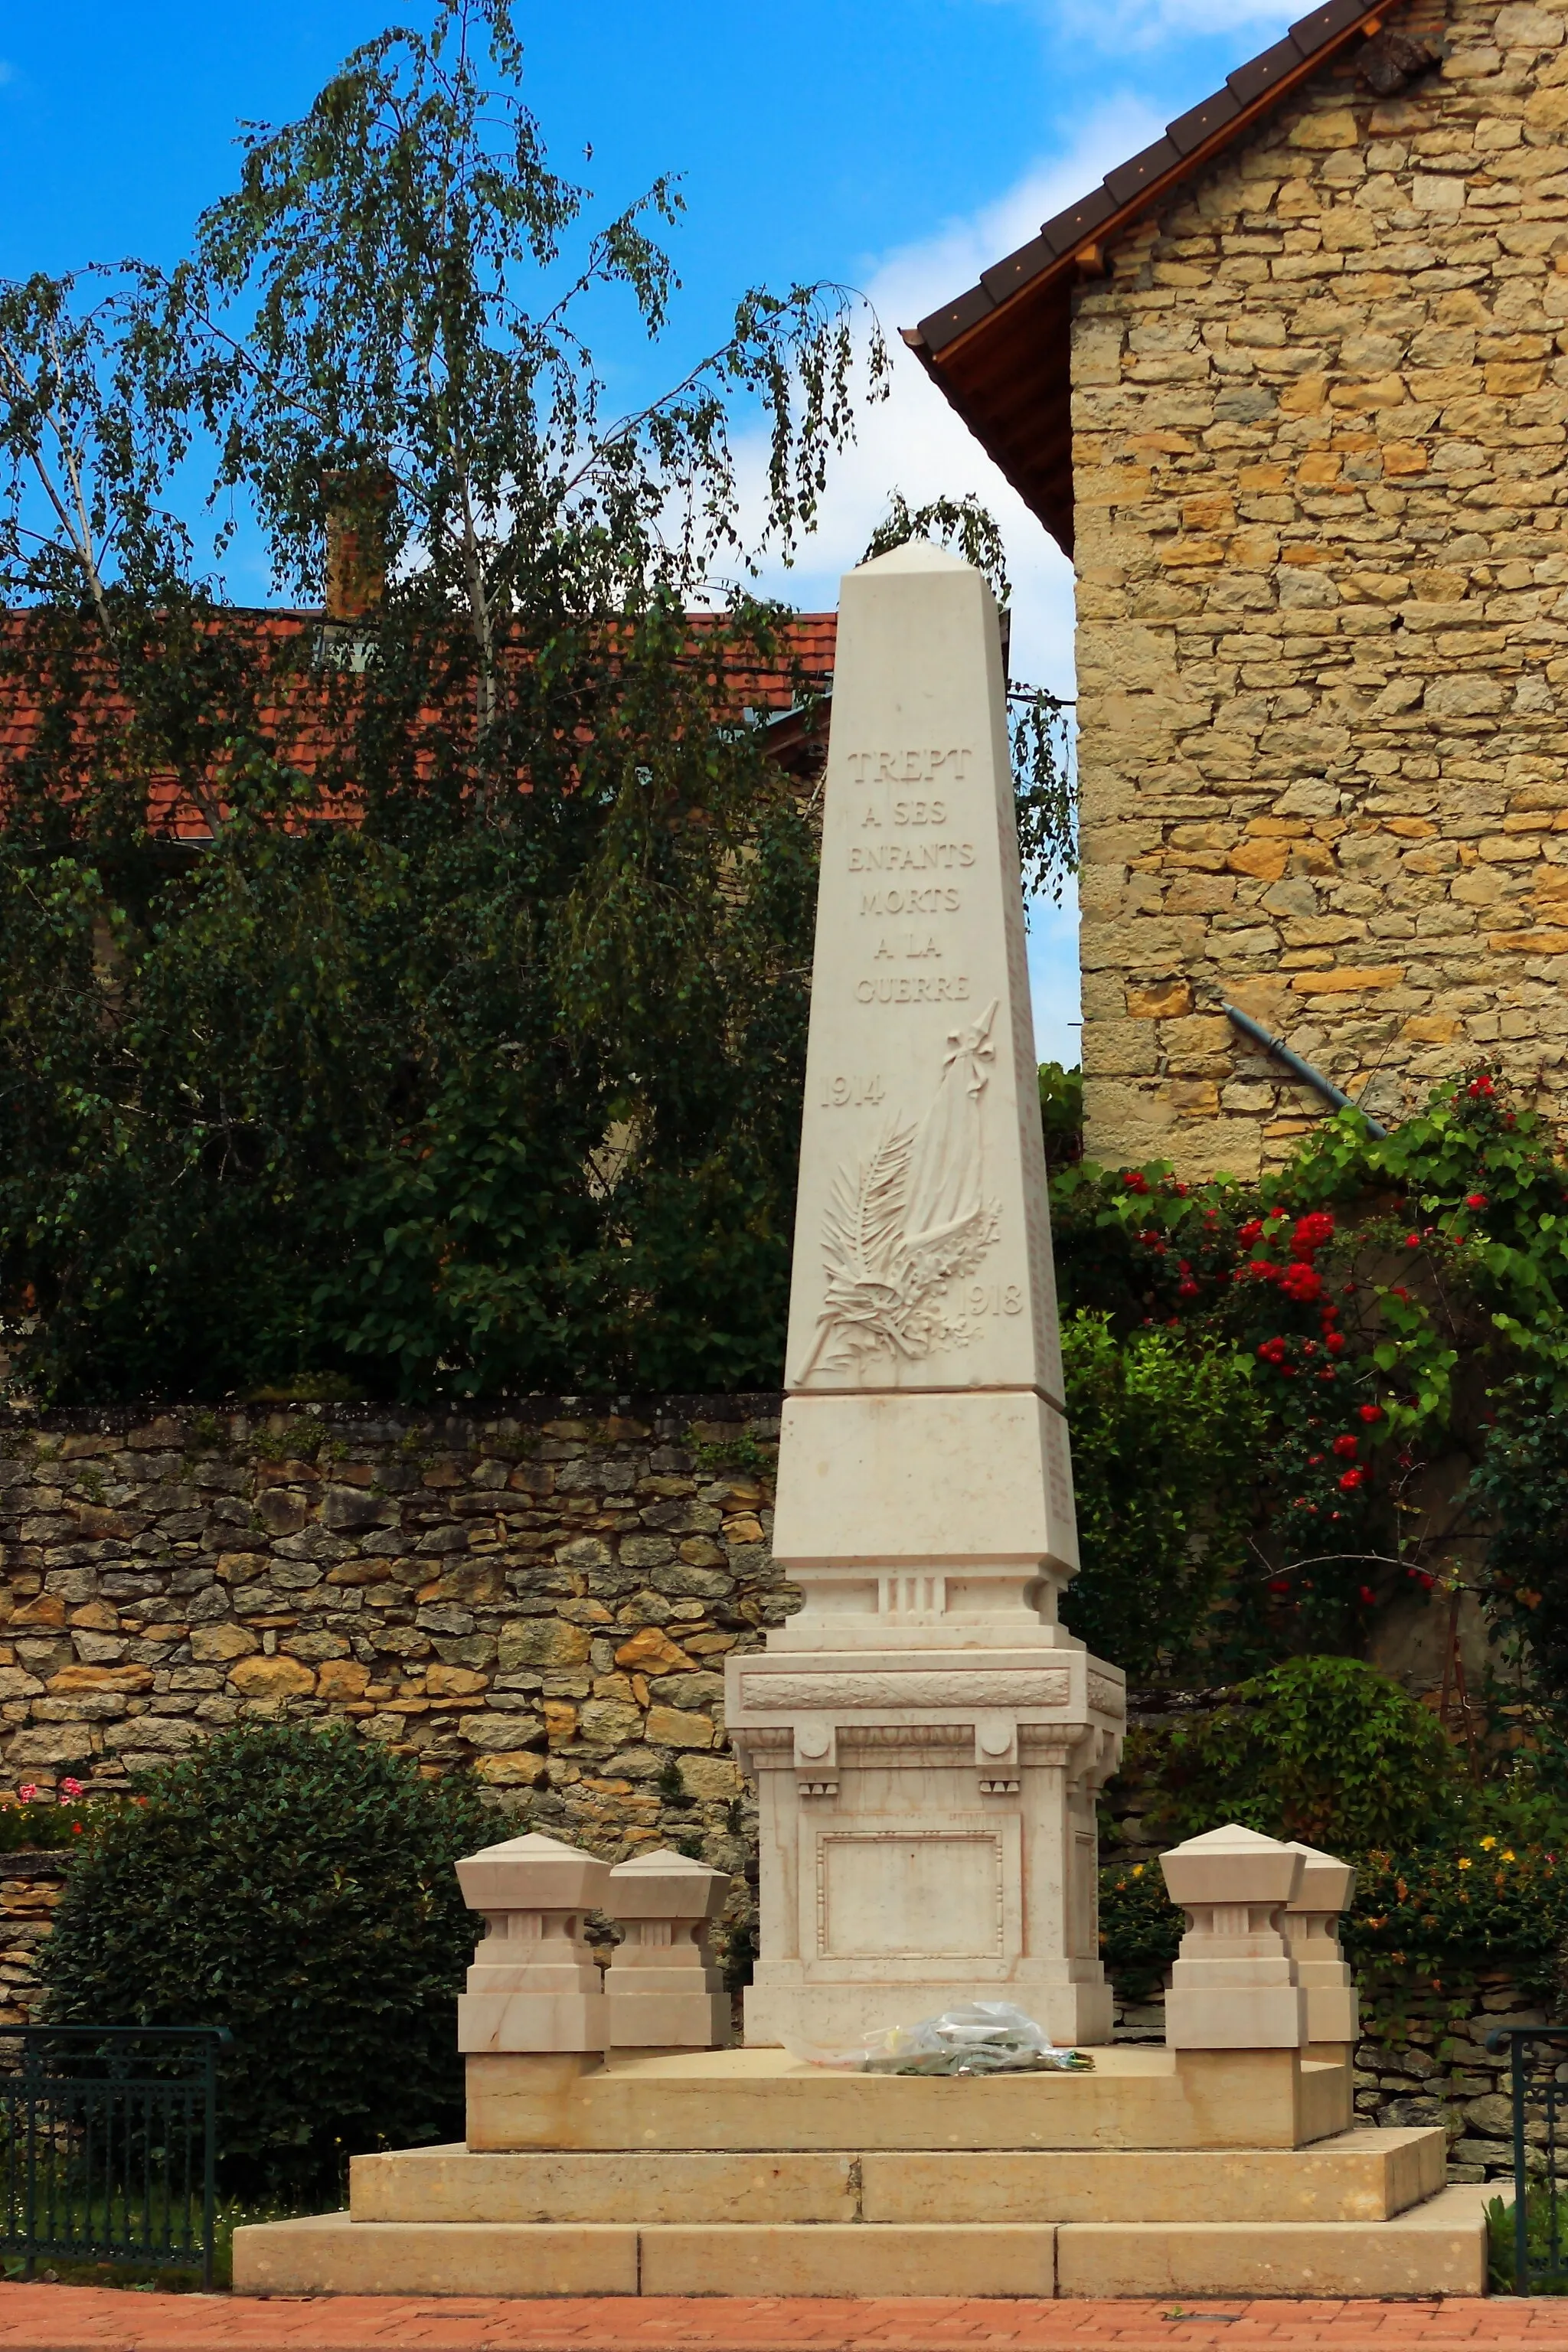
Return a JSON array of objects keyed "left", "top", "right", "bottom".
[
  {"left": 1486, "top": 2025, "right": 1568, "bottom": 2295},
  {"left": 0, "top": 2025, "right": 229, "bottom": 2287}
]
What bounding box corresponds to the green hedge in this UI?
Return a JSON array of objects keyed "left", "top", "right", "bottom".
[{"left": 39, "top": 1723, "right": 491, "bottom": 2197}]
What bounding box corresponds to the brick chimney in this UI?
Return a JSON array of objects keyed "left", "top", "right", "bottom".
[{"left": 322, "top": 468, "right": 392, "bottom": 622}]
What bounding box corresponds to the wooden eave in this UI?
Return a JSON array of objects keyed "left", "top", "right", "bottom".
[{"left": 906, "top": 0, "right": 1402, "bottom": 559}]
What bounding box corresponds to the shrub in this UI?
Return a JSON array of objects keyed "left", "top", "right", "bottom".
[
  {"left": 39, "top": 1723, "right": 491, "bottom": 2197},
  {"left": 1346, "top": 1838, "right": 1568, "bottom": 2024},
  {"left": 1098, "top": 1860, "right": 1182, "bottom": 2004},
  {"left": 1059, "top": 1312, "right": 1265, "bottom": 1678},
  {"left": 1142, "top": 1656, "right": 1461, "bottom": 1857}
]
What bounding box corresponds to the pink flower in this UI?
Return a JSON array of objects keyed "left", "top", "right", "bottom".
[
  {"left": 16, "top": 1785, "right": 38, "bottom": 1804},
  {"left": 58, "top": 1778, "right": 83, "bottom": 1802}
]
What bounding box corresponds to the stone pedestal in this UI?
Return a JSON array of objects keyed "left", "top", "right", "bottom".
[
  {"left": 729, "top": 1645, "right": 1122, "bottom": 2049},
  {"left": 725, "top": 542, "right": 1122, "bottom": 2051},
  {"left": 1161, "top": 1824, "right": 1308, "bottom": 2053},
  {"left": 1285, "top": 1839, "right": 1360, "bottom": 2050},
  {"left": 606, "top": 1849, "right": 730, "bottom": 2050},
  {"left": 456, "top": 1831, "right": 610, "bottom": 2056}
]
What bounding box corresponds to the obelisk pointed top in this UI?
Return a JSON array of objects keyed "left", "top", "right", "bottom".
[{"left": 853, "top": 538, "right": 975, "bottom": 577}]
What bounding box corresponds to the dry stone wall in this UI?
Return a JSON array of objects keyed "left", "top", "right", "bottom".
[
  {"left": 1113, "top": 1973, "right": 1544, "bottom": 2184},
  {"left": 0, "top": 1400, "right": 786, "bottom": 1877},
  {"left": 1073, "top": 0, "right": 1568, "bottom": 1178}
]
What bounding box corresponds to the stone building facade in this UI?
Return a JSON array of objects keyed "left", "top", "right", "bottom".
[{"left": 916, "top": 0, "right": 1568, "bottom": 1178}]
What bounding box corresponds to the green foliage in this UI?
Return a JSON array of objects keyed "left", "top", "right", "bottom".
[
  {"left": 0, "top": 1785, "right": 98, "bottom": 1852},
  {"left": 1471, "top": 1391, "right": 1568, "bottom": 1749},
  {"left": 1098, "top": 1828, "right": 1568, "bottom": 2030},
  {"left": 1097, "top": 1860, "right": 1182, "bottom": 2004},
  {"left": 1144, "top": 1658, "right": 1461, "bottom": 1857},
  {"left": 0, "top": 2, "right": 895, "bottom": 1405},
  {"left": 1046, "top": 1069, "right": 1568, "bottom": 1667},
  {"left": 1486, "top": 2190, "right": 1568, "bottom": 2295},
  {"left": 39, "top": 1723, "right": 490, "bottom": 2197},
  {"left": 1346, "top": 1836, "right": 1568, "bottom": 2020},
  {"left": 1037, "top": 1062, "right": 1083, "bottom": 1171},
  {"left": 1059, "top": 1312, "right": 1265, "bottom": 1679}
]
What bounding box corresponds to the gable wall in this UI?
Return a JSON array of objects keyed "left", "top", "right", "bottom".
[{"left": 1072, "top": 0, "right": 1568, "bottom": 1175}]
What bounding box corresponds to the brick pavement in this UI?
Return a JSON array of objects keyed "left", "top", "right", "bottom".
[{"left": 2, "top": 2292, "right": 1567, "bottom": 2352}]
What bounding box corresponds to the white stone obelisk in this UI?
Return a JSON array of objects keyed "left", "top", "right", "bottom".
[{"left": 726, "top": 544, "right": 1124, "bottom": 2049}]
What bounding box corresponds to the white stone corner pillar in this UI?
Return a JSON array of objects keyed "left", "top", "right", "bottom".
[
  {"left": 1160, "top": 1823, "right": 1307, "bottom": 2050},
  {"left": 1284, "top": 1839, "right": 1360, "bottom": 2050},
  {"left": 606, "top": 1847, "right": 732, "bottom": 2050},
  {"left": 455, "top": 1830, "right": 610, "bottom": 2054}
]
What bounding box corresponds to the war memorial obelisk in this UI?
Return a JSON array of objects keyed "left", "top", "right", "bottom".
[
  {"left": 726, "top": 542, "right": 1125, "bottom": 2049},
  {"left": 236, "top": 539, "right": 1486, "bottom": 2305}
]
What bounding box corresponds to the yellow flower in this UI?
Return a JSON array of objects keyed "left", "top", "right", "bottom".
[
  {"left": 1480, "top": 1836, "right": 1497, "bottom": 1851},
  {"left": 1457, "top": 1857, "right": 1472, "bottom": 1870},
  {"left": 1503, "top": 1850, "right": 1516, "bottom": 1863},
  {"left": 1132, "top": 1864, "right": 1144, "bottom": 1877}
]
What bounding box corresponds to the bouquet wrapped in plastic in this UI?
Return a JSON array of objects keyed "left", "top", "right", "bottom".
[{"left": 795, "top": 2001, "right": 1095, "bottom": 2076}]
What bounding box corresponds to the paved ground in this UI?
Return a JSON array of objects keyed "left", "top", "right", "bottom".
[{"left": 2, "top": 2293, "right": 1567, "bottom": 2352}]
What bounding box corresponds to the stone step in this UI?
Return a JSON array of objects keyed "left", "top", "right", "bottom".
[
  {"left": 351, "top": 2125, "right": 1445, "bottom": 2228},
  {"left": 1052, "top": 2184, "right": 1494, "bottom": 2301},
  {"left": 465, "top": 2042, "right": 1352, "bottom": 2152},
  {"left": 233, "top": 2185, "right": 1491, "bottom": 2301}
]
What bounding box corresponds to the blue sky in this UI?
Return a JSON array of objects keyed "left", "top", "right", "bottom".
[{"left": 0, "top": 0, "right": 1301, "bottom": 1061}]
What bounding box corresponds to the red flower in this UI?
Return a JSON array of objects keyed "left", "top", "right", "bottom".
[
  {"left": 1178, "top": 1279, "right": 1200, "bottom": 1300},
  {"left": 1124, "top": 1171, "right": 1150, "bottom": 1194},
  {"left": 1320, "top": 1303, "right": 1339, "bottom": 1324},
  {"left": 1243, "top": 1258, "right": 1279, "bottom": 1282},
  {"left": 1308, "top": 1453, "right": 1325, "bottom": 1467},
  {"left": 1465, "top": 1193, "right": 1488, "bottom": 1209},
  {"left": 1467, "top": 1073, "right": 1495, "bottom": 1099},
  {"left": 1358, "top": 1586, "right": 1376, "bottom": 1606},
  {"left": 1404, "top": 1233, "right": 1421, "bottom": 1250},
  {"left": 1358, "top": 1403, "right": 1383, "bottom": 1424},
  {"left": 1280, "top": 1263, "right": 1323, "bottom": 1303},
  {"left": 1292, "top": 1210, "right": 1335, "bottom": 1259},
  {"left": 1339, "top": 1466, "right": 1367, "bottom": 1492},
  {"left": 1257, "top": 1337, "right": 1288, "bottom": 1365},
  {"left": 1390, "top": 1285, "right": 1410, "bottom": 1302},
  {"left": 1332, "top": 1434, "right": 1359, "bottom": 1459},
  {"left": 1325, "top": 1331, "right": 1346, "bottom": 1355},
  {"left": 1238, "top": 1219, "right": 1264, "bottom": 1246},
  {"left": 1268, "top": 1578, "right": 1292, "bottom": 1596}
]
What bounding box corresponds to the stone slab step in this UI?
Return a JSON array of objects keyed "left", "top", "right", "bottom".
[
  {"left": 465, "top": 2043, "right": 1351, "bottom": 2153},
  {"left": 1053, "top": 2184, "right": 1493, "bottom": 2301},
  {"left": 351, "top": 2127, "right": 1444, "bottom": 2227},
  {"left": 234, "top": 2185, "right": 1490, "bottom": 2301}
]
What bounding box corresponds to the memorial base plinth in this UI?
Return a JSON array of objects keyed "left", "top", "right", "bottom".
[
  {"left": 742, "top": 1974, "right": 1112, "bottom": 2053},
  {"left": 232, "top": 2047, "right": 1488, "bottom": 2300}
]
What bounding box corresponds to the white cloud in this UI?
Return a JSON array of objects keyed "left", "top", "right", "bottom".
[
  {"left": 998, "top": 0, "right": 1296, "bottom": 52},
  {"left": 733, "top": 103, "right": 1164, "bottom": 1063}
]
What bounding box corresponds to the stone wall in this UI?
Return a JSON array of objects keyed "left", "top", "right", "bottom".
[
  {"left": 0, "top": 1400, "right": 787, "bottom": 1887},
  {"left": 1072, "top": 0, "right": 1568, "bottom": 1179},
  {"left": 1113, "top": 1972, "right": 1544, "bottom": 2184}
]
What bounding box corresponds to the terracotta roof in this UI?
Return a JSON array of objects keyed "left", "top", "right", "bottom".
[
  {"left": 0, "top": 608, "right": 837, "bottom": 841},
  {"left": 904, "top": 0, "right": 1401, "bottom": 558}
]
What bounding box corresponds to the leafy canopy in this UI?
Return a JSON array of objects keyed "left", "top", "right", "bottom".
[{"left": 0, "top": 2, "right": 910, "bottom": 1404}]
